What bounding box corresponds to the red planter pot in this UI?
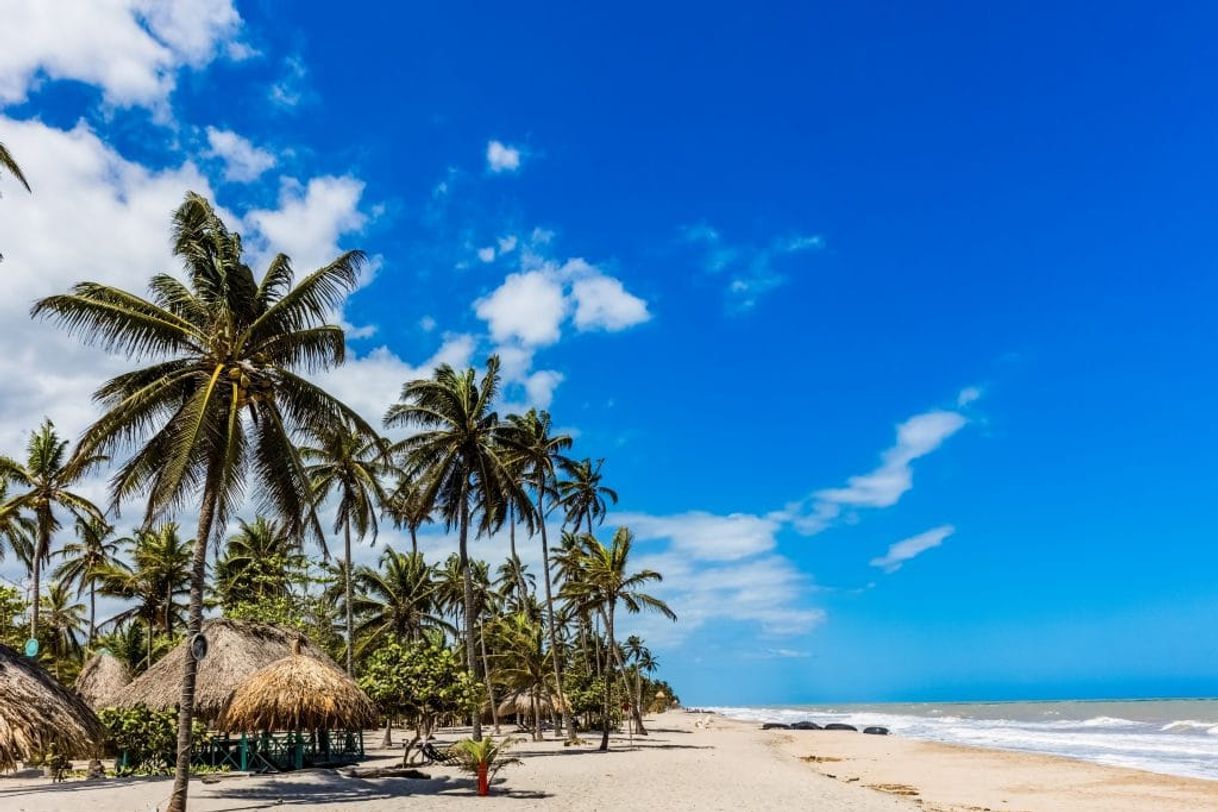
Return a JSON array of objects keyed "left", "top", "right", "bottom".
[{"left": 477, "top": 763, "right": 489, "bottom": 796}]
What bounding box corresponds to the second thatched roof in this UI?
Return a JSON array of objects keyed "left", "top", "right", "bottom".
[
  {"left": 111, "top": 619, "right": 338, "bottom": 722},
  {"left": 496, "top": 690, "right": 566, "bottom": 718},
  {"left": 75, "top": 651, "right": 132, "bottom": 710},
  {"left": 216, "top": 648, "right": 377, "bottom": 733},
  {"left": 0, "top": 644, "right": 104, "bottom": 770}
]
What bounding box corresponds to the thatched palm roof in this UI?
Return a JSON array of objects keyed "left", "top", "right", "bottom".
[
  {"left": 0, "top": 643, "right": 104, "bottom": 770},
  {"left": 111, "top": 619, "right": 337, "bottom": 722},
  {"left": 496, "top": 690, "right": 565, "bottom": 717},
  {"left": 75, "top": 651, "right": 131, "bottom": 710},
  {"left": 216, "top": 649, "right": 376, "bottom": 732}
]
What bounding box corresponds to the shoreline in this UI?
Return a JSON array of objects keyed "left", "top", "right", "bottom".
[{"left": 3, "top": 710, "right": 1218, "bottom": 810}]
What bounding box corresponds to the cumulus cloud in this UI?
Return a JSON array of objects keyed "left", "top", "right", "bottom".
[
  {"left": 870, "top": 525, "right": 955, "bottom": 573},
  {"left": 475, "top": 270, "right": 569, "bottom": 346},
  {"left": 0, "top": 0, "right": 243, "bottom": 110},
  {"left": 571, "top": 274, "right": 650, "bottom": 332},
  {"left": 486, "top": 140, "right": 522, "bottom": 173},
  {"left": 957, "top": 386, "right": 982, "bottom": 407},
  {"left": 245, "top": 176, "right": 369, "bottom": 273},
  {"left": 617, "top": 511, "right": 780, "bottom": 562},
  {"left": 681, "top": 223, "right": 824, "bottom": 311},
  {"left": 204, "top": 127, "right": 275, "bottom": 182}
]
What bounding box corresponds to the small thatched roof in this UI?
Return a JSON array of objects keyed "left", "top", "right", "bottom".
[
  {"left": 0, "top": 644, "right": 104, "bottom": 770},
  {"left": 111, "top": 619, "right": 337, "bottom": 722},
  {"left": 496, "top": 691, "right": 566, "bottom": 718},
  {"left": 75, "top": 651, "right": 131, "bottom": 710},
  {"left": 216, "top": 648, "right": 377, "bottom": 732}
]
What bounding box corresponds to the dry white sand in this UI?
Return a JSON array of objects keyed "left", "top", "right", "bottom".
[{"left": 2, "top": 711, "right": 1216, "bottom": 811}]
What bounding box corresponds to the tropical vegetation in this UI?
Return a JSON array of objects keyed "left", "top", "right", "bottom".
[{"left": 0, "top": 191, "right": 678, "bottom": 805}]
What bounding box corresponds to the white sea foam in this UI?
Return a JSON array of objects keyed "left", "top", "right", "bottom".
[{"left": 708, "top": 702, "right": 1218, "bottom": 781}]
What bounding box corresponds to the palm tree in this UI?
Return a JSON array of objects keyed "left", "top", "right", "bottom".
[
  {"left": 622, "top": 635, "right": 654, "bottom": 735},
  {"left": 0, "top": 141, "right": 30, "bottom": 192},
  {"left": 562, "top": 527, "right": 675, "bottom": 751},
  {"left": 0, "top": 420, "right": 104, "bottom": 643},
  {"left": 494, "top": 555, "right": 535, "bottom": 612},
  {"left": 97, "top": 523, "right": 191, "bottom": 664},
  {"left": 385, "top": 474, "right": 433, "bottom": 555},
  {"left": 33, "top": 192, "right": 370, "bottom": 812},
  {"left": 303, "top": 423, "right": 388, "bottom": 674},
  {"left": 558, "top": 458, "right": 618, "bottom": 535},
  {"left": 352, "top": 548, "right": 450, "bottom": 653},
  {"left": 39, "top": 580, "right": 86, "bottom": 678},
  {"left": 215, "top": 516, "right": 304, "bottom": 610},
  {"left": 489, "top": 611, "right": 553, "bottom": 741},
  {"left": 384, "top": 356, "right": 525, "bottom": 740},
  {"left": 0, "top": 478, "right": 35, "bottom": 567},
  {"left": 501, "top": 408, "right": 577, "bottom": 740},
  {"left": 54, "top": 517, "right": 121, "bottom": 645}
]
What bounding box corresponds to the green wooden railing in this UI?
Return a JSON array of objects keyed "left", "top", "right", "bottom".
[{"left": 118, "top": 729, "right": 365, "bottom": 774}]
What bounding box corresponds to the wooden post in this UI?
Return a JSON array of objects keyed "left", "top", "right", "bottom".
[{"left": 239, "top": 734, "right": 248, "bottom": 772}]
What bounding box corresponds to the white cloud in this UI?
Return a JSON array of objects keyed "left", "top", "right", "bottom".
[
  {"left": 486, "top": 140, "right": 522, "bottom": 173},
  {"left": 523, "top": 370, "right": 564, "bottom": 410},
  {"left": 269, "top": 55, "right": 308, "bottom": 108},
  {"left": 870, "top": 525, "right": 955, "bottom": 573},
  {"left": 571, "top": 274, "right": 651, "bottom": 332},
  {"left": 477, "top": 246, "right": 496, "bottom": 263},
  {"left": 245, "top": 176, "right": 368, "bottom": 273},
  {"left": 0, "top": 0, "right": 242, "bottom": 110},
  {"left": 419, "top": 315, "right": 437, "bottom": 332},
  {"left": 497, "top": 234, "right": 518, "bottom": 254},
  {"left": 203, "top": 127, "right": 275, "bottom": 182},
  {"left": 617, "top": 511, "right": 780, "bottom": 562},
  {"left": 957, "top": 386, "right": 982, "bottom": 407},
  {"left": 474, "top": 270, "right": 568, "bottom": 346},
  {"left": 786, "top": 408, "right": 968, "bottom": 534}
]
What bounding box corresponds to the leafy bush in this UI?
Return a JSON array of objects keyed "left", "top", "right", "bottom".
[{"left": 98, "top": 705, "right": 207, "bottom": 776}]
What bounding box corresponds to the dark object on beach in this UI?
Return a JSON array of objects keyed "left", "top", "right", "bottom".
[
  {"left": 761, "top": 722, "right": 791, "bottom": 730},
  {"left": 791, "top": 721, "right": 822, "bottom": 730},
  {"left": 421, "top": 741, "right": 460, "bottom": 766},
  {"left": 863, "top": 726, "right": 889, "bottom": 736},
  {"left": 824, "top": 723, "right": 857, "bottom": 732}
]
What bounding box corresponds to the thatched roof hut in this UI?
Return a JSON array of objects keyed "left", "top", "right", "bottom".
[
  {"left": 216, "top": 642, "right": 376, "bottom": 732},
  {"left": 74, "top": 651, "right": 131, "bottom": 710},
  {"left": 111, "top": 619, "right": 337, "bottom": 722},
  {"left": 496, "top": 690, "right": 565, "bottom": 718},
  {"left": 0, "top": 643, "right": 104, "bottom": 770}
]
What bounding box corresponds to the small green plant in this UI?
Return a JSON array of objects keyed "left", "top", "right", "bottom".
[
  {"left": 451, "top": 736, "right": 521, "bottom": 796},
  {"left": 97, "top": 705, "right": 207, "bottom": 776}
]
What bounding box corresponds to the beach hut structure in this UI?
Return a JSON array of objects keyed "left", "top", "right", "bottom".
[
  {"left": 215, "top": 639, "right": 376, "bottom": 771},
  {"left": 0, "top": 643, "right": 104, "bottom": 771},
  {"left": 111, "top": 619, "right": 336, "bottom": 721},
  {"left": 74, "top": 651, "right": 131, "bottom": 710},
  {"left": 111, "top": 619, "right": 358, "bottom": 772}
]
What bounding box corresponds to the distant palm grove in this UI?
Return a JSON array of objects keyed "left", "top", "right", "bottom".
[{"left": 0, "top": 192, "right": 677, "bottom": 810}]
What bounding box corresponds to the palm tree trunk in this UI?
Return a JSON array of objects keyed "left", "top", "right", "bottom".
[
  {"left": 409, "top": 525, "right": 418, "bottom": 555},
  {"left": 344, "top": 518, "right": 354, "bottom": 675},
  {"left": 532, "top": 685, "right": 542, "bottom": 741},
  {"left": 536, "top": 487, "right": 575, "bottom": 742},
  {"left": 167, "top": 486, "right": 218, "bottom": 812},
  {"left": 458, "top": 486, "right": 482, "bottom": 741},
  {"left": 599, "top": 606, "right": 616, "bottom": 751},
  {"left": 479, "top": 624, "right": 500, "bottom": 734},
  {"left": 88, "top": 580, "right": 96, "bottom": 647},
  {"left": 146, "top": 617, "right": 153, "bottom": 670},
  {"left": 30, "top": 511, "right": 49, "bottom": 642},
  {"left": 634, "top": 668, "right": 647, "bottom": 735},
  {"left": 382, "top": 717, "right": 392, "bottom": 747}
]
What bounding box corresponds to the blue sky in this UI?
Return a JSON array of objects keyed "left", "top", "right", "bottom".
[{"left": 1, "top": 1, "right": 1217, "bottom": 705}]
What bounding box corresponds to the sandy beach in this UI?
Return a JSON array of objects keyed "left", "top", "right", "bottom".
[{"left": 3, "top": 711, "right": 1217, "bottom": 811}]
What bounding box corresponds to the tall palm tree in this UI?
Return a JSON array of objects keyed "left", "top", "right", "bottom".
[
  {"left": 494, "top": 555, "right": 535, "bottom": 612},
  {"left": 0, "top": 141, "right": 30, "bottom": 192},
  {"left": 385, "top": 474, "right": 433, "bottom": 555},
  {"left": 558, "top": 458, "right": 618, "bottom": 535},
  {"left": 622, "top": 635, "right": 654, "bottom": 735},
  {"left": 54, "top": 517, "right": 121, "bottom": 645},
  {"left": 97, "top": 523, "right": 192, "bottom": 663},
  {"left": 302, "top": 423, "right": 388, "bottom": 674},
  {"left": 39, "top": 580, "right": 86, "bottom": 678},
  {"left": 562, "top": 527, "right": 675, "bottom": 751},
  {"left": 33, "top": 192, "right": 370, "bottom": 812},
  {"left": 214, "top": 516, "right": 303, "bottom": 610},
  {"left": 351, "top": 548, "right": 450, "bottom": 653},
  {"left": 501, "top": 408, "right": 577, "bottom": 740},
  {"left": 384, "top": 356, "right": 525, "bottom": 740},
  {"left": 0, "top": 420, "right": 104, "bottom": 643}
]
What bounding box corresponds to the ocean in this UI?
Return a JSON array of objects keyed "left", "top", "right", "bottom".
[{"left": 707, "top": 699, "right": 1218, "bottom": 780}]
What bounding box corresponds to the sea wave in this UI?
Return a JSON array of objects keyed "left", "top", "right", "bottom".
[{"left": 707, "top": 704, "right": 1218, "bottom": 781}]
